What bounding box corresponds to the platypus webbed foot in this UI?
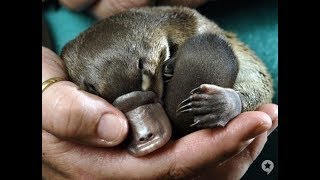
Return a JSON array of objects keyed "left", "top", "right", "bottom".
[{"left": 176, "top": 84, "right": 242, "bottom": 128}]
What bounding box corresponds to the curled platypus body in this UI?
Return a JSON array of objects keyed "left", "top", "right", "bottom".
[{"left": 61, "top": 6, "right": 273, "bottom": 156}]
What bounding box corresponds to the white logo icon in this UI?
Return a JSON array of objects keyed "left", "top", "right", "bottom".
[{"left": 261, "top": 160, "right": 274, "bottom": 175}]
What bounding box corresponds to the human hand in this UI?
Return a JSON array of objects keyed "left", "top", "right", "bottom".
[
  {"left": 42, "top": 46, "right": 129, "bottom": 147},
  {"left": 58, "top": 0, "right": 207, "bottom": 19},
  {"left": 194, "top": 104, "right": 278, "bottom": 179},
  {"left": 42, "top": 55, "right": 278, "bottom": 178}
]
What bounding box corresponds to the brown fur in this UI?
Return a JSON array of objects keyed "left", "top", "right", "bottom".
[{"left": 61, "top": 6, "right": 273, "bottom": 135}]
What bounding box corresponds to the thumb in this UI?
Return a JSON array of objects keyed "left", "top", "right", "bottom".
[
  {"left": 42, "top": 81, "right": 129, "bottom": 147},
  {"left": 42, "top": 47, "right": 128, "bottom": 147}
]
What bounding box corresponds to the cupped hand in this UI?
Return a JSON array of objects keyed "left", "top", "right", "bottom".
[
  {"left": 194, "top": 104, "right": 278, "bottom": 180},
  {"left": 42, "top": 53, "right": 278, "bottom": 178}
]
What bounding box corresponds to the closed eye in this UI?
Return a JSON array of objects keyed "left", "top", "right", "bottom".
[
  {"left": 169, "top": 43, "right": 178, "bottom": 58},
  {"left": 84, "top": 81, "right": 99, "bottom": 95}
]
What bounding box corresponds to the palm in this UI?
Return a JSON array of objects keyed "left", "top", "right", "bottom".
[{"left": 43, "top": 107, "right": 276, "bottom": 179}]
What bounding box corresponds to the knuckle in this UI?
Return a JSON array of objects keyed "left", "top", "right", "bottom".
[
  {"left": 200, "top": 84, "right": 209, "bottom": 91},
  {"left": 55, "top": 93, "right": 85, "bottom": 138},
  {"left": 190, "top": 93, "right": 201, "bottom": 100},
  {"left": 190, "top": 94, "right": 196, "bottom": 100},
  {"left": 66, "top": 96, "right": 87, "bottom": 137}
]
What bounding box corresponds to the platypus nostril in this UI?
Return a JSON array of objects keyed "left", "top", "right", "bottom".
[
  {"left": 139, "top": 133, "right": 154, "bottom": 142},
  {"left": 147, "top": 133, "right": 153, "bottom": 139}
]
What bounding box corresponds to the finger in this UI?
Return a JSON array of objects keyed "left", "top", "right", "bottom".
[
  {"left": 192, "top": 104, "right": 278, "bottom": 179},
  {"left": 42, "top": 47, "right": 128, "bottom": 147},
  {"left": 197, "top": 133, "right": 268, "bottom": 180},
  {"left": 58, "top": 0, "right": 97, "bottom": 11},
  {"left": 42, "top": 111, "right": 271, "bottom": 179},
  {"left": 157, "top": 0, "right": 207, "bottom": 7},
  {"left": 42, "top": 47, "right": 68, "bottom": 81},
  {"left": 256, "top": 104, "right": 278, "bottom": 135},
  {"left": 162, "top": 111, "right": 272, "bottom": 178},
  {"left": 89, "top": 0, "right": 152, "bottom": 19}
]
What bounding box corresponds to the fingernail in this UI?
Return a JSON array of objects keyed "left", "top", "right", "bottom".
[{"left": 97, "top": 114, "right": 125, "bottom": 143}]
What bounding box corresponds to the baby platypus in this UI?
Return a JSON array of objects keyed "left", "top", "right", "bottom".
[{"left": 61, "top": 6, "right": 273, "bottom": 156}]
